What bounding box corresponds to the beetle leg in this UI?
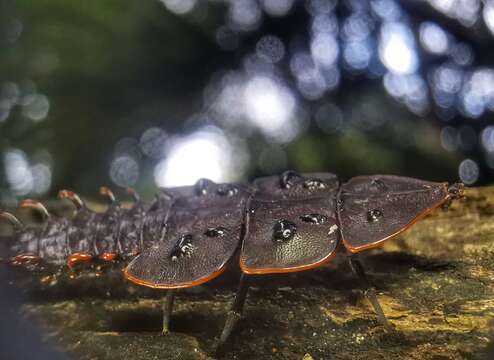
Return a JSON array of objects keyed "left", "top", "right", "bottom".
[
  {"left": 348, "top": 255, "right": 393, "bottom": 332},
  {"left": 162, "top": 290, "right": 175, "bottom": 335},
  {"left": 216, "top": 273, "right": 250, "bottom": 352}
]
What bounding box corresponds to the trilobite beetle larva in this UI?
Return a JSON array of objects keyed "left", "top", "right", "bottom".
[{"left": 0, "top": 171, "right": 464, "bottom": 351}]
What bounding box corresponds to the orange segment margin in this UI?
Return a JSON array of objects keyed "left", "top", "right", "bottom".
[
  {"left": 123, "top": 265, "right": 227, "bottom": 289},
  {"left": 239, "top": 250, "right": 337, "bottom": 275},
  {"left": 342, "top": 183, "right": 452, "bottom": 253}
]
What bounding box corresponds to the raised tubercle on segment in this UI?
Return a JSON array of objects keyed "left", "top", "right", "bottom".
[
  {"left": 0, "top": 211, "right": 24, "bottom": 230},
  {"left": 58, "top": 190, "right": 85, "bottom": 209},
  {"left": 19, "top": 199, "right": 50, "bottom": 220},
  {"left": 170, "top": 234, "right": 195, "bottom": 262},
  {"left": 279, "top": 170, "right": 302, "bottom": 189},
  {"left": 99, "top": 186, "right": 117, "bottom": 204}
]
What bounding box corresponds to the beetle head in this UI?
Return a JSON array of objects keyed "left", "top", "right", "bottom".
[{"left": 447, "top": 182, "right": 465, "bottom": 200}]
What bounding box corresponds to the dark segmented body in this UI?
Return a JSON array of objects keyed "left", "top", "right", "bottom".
[
  {"left": 1, "top": 172, "right": 463, "bottom": 287},
  {"left": 0, "top": 171, "right": 465, "bottom": 352},
  {"left": 1, "top": 192, "right": 169, "bottom": 266}
]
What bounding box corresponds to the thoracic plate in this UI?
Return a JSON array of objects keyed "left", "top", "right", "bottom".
[
  {"left": 240, "top": 173, "right": 340, "bottom": 274},
  {"left": 124, "top": 181, "right": 251, "bottom": 288}
]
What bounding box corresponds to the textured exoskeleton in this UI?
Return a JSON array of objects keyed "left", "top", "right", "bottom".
[{"left": 0, "top": 171, "right": 464, "bottom": 351}]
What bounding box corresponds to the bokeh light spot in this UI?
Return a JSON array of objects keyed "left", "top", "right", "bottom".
[
  {"left": 481, "top": 125, "right": 494, "bottom": 153},
  {"left": 154, "top": 127, "right": 238, "bottom": 187},
  {"left": 159, "top": 0, "right": 196, "bottom": 15},
  {"left": 306, "top": 0, "right": 337, "bottom": 15},
  {"left": 21, "top": 94, "right": 50, "bottom": 122},
  {"left": 311, "top": 33, "right": 339, "bottom": 68},
  {"left": 419, "top": 22, "right": 449, "bottom": 54},
  {"left": 379, "top": 22, "right": 418, "bottom": 75},
  {"left": 260, "top": 0, "right": 294, "bottom": 17},
  {"left": 440, "top": 126, "right": 459, "bottom": 152},
  {"left": 243, "top": 76, "right": 298, "bottom": 142},
  {"left": 140, "top": 127, "right": 167, "bottom": 159},
  {"left": 343, "top": 40, "right": 372, "bottom": 70},
  {"left": 458, "top": 158, "right": 479, "bottom": 185},
  {"left": 110, "top": 156, "right": 139, "bottom": 187},
  {"left": 483, "top": 3, "right": 494, "bottom": 35},
  {"left": 31, "top": 163, "right": 52, "bottom": 195},
  {"left": 256, "top": 35, "right": 285, "bottom": 63},
  {"left": 229, "top": 0, "right": 262, "bottom": 31},
  {"left": 4, "top": 148, "right": 33, "bottom": 195}
]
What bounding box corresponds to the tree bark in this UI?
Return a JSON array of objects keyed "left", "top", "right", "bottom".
[{"left": 6, "top": 187, "right": 494, "bottom": 359}]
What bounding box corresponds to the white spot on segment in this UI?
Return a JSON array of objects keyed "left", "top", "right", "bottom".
[{"left": 328, "top": 224, "right": 338, "bottom": 235}]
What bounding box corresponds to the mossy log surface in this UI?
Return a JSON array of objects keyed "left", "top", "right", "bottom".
[{"left": 3, "top": 187, "right": 494, "bottom": 360}]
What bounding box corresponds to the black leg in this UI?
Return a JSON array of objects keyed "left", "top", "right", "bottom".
[
  {"left": 348, "top": 255, "right": 393, "bottom": 332},
  {"left": 162, "top": 290, "right": 175, "bottom": 335},
  {"left": 216, "top": 273, "right": 250, "bottom": 351}
]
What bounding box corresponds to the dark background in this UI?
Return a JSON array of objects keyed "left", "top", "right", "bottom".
[{"left": 1, "top": 0, "right": 493, "bottom": 206}]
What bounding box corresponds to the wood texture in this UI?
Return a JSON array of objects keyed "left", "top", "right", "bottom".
[{"left": 2, "top": 186, "right": 493, "bottom": 359}]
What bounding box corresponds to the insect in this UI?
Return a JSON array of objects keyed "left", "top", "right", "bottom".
[{"left": 0, "top": 171, "right": 464, "bottom": 351}]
